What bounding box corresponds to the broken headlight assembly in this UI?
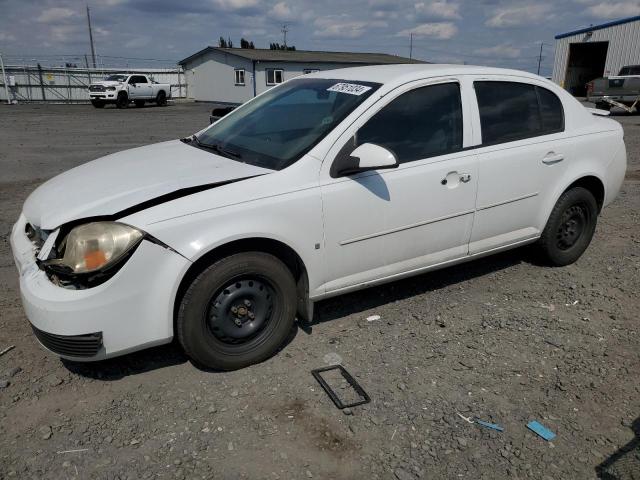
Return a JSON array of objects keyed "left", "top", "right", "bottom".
[{"left": 42, "top": 222, "right": 143, "bottom": 289}]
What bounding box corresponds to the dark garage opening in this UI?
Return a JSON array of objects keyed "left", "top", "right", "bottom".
[{"left": 564, "top": 41, "right": 609, "bottom": 96}]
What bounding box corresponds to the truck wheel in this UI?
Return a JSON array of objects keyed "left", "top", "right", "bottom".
[
  {"left": 91, "top": 100, "right": 105, "bottom": 108},
  {"left": 156, "top": 91, "right": 167, "bottom": 106},
  {"left": 595, "top": 101, "right": 611, "bottom": 111},
  {"left": 536, "top": 187, "right": 598, "bottom": 266},
  {"left": 177, "top": 252, "right": 297, "bottom": 371},
  {"left": 134, "top": 100, "right": 145, "bottom": 108},
  {"left": 116, "top": 92, "right": 128, "bottom": 109}
]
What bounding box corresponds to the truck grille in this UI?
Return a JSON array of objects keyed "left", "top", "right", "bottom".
[
  {"left": 89, "top": 85, "right": 106, "bottom": 92},
  {"left": 31, "top": 325, "right": 103, "bottom": 358}
]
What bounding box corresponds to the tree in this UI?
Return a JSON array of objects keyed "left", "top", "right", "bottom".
[
  {"left": 269, "top": 42, "right": 295, "bottom": 51},
  {"left": 249, "top": 41, "right": 255, "bottom": 49},
  {"left": 218, "top": 36, "right": 227, "bottom": 48},
  {"left": 227, "top": 37, "right": 233, "bottom": 48}
]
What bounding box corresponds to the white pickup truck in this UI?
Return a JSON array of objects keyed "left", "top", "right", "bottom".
[{"left": 88, "top": 73, "right": 171, "bottom": 109}]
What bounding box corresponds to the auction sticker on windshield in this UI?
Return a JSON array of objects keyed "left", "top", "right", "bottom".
[{"left": 327, "top": 83, "right": 372, "bottom": 96}]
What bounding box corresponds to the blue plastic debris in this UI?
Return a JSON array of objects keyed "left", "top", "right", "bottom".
[
  {"left": 475, "top": 419, "right": 504, "bottom": 432},
  {"left": 527, "top": 421, "right": 556, "bottom": 441}
]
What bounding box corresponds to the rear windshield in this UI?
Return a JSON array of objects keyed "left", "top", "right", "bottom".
[
  {"left": 105, "top": 74, "right": 128, "bottom": 82},
  {"left": 195, "top": 78, "right": 380, "bottom": 170}
]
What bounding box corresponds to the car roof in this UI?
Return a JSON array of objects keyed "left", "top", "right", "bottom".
[{"left": 310, "top": 64, "right": 545, "bottom": 85}]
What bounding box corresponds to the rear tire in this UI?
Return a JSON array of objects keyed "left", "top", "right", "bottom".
[
  {"left": 177, "top": 252, "right": 297, "bottom": 370},
  {"left": 134, "top": 100, "right": 145, "bottom": 108},
  {"left": 536, "top": 187, "right": 598, "bottom": 266},
  {"left": 156, "top": 91, "right": 167, "bottom": 106},
  {"left": 116, "top": 92, "right": 128, "bottom": 109},
  {"left": 91, "top": 100, "right": 105, "bottom": 108}
]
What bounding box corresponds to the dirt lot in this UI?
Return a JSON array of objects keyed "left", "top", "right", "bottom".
[{"left": 0, "top": 102, "right": 639, "bottom": 480}]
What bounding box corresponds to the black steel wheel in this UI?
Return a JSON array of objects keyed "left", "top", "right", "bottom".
[
  {"left": 177, "top": 252, "right": 297, "bottom": 370},
  {"left": 116, "top": 92, "right": 128, "bottom": 109},
  {"left": 156, "top": 91, "right": 167, "bottom": 106},
  {"left": 537, "top": 187, "right": 598, "bottom": 266}
]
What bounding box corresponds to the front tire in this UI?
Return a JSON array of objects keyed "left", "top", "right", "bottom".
[
  {"left": 116, "top": 92, "right": 128, "bottom": 109},
  {"left": 536, "top": 187, "right": 598, "bottom": 266},
  {"left": 177, "top": 252, "right": 297, "bottom": 370}
]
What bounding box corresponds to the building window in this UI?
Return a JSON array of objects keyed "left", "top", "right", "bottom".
[
  {"left": 234, "top": 69, "right": 245, "bottom": 86},
  {"left": 303, "top": 69, "right": 320, "bottom": 74},
  {"left": 266, "top": 69, "right": 284, "bottom": 85}
]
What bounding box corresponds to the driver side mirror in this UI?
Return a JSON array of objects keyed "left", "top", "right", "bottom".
[{"left": 331, "top": 142, "right": 399, "bottom": 178}]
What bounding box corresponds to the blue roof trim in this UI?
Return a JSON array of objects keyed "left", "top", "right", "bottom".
[{"left": 555, "top": 15, "right": 640, "bottom": 39}]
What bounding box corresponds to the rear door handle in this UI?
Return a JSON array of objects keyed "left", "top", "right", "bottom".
[
  {"left": 459, "top": 173, "right": 471, "bottom": 183},
  {"left": 542, "top": 153, "right": 564, "bottom": 165}
]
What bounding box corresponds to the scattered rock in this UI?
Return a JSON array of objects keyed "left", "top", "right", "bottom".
[{"left": 38, "top": 426, "right": 52, "bottom": 440}]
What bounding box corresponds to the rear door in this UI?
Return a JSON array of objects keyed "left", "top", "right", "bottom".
[{"left": 468, "top": 78, "right": 571, "bottom": 254}]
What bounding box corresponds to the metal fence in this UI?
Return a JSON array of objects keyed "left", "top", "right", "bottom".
[{"left": 0, "top": 65, "right": 187, "bottom": 103}]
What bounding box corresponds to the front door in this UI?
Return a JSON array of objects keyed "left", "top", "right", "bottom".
[{"left": 319, "top": 80, "right": 478, "bottom": 294}]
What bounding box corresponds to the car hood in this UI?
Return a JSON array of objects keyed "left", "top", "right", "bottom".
[{"left": 23, "top": 140, "right": 272, "bottom": 230}]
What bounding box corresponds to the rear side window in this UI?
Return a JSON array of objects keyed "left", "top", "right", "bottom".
[
  {"left": 537, "top": 87, "right": 564, "bottom": 134},
  {"left": 357, "top": 82, "right": 463, "bottom": 163},
  {"left": 475, "top": 81, "right": 564, "bottom": 145}
]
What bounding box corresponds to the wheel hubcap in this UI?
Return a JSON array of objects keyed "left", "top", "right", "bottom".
[
  {"left": 208, "top": 278, "right": 274, "bottom": 344},
  {"left": 556, "top": 204, "right": 587, "bottom": 250}
]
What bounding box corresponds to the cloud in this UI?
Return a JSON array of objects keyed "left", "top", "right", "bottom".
[
  {"left": 486, "top": 4, "right": 553, "bottom": 27},
  {"left": 36, "top": 7, "right": 76, "bottom": 23},
  {"left": 415, "top": 1, "right": 461, "bottom": 20},
  {"left": 586, "top": 2, "right": 640, "bottom": 19},
  {"left": 0, "top": 32, "right": 16, "bottom": 42},
  {"left": 125, "top": 36, "right": 151, "bottom": 48},
  {"left": 397, "top": 22, "right": 458, "bottom": 39},
  {"left": 213, "top": 0, "right": 260, "bottom": 12},
  {"left": 313, "top": 16, "right": 387, "bottom": 38},
  {"left": 474, "top": 44, "right": 522, "bottom": 59},
  {"left": 269, "top": 2, "right": 294, "bottom": 21}
]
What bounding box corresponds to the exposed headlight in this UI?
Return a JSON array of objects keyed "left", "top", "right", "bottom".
[
  {"left": 47, "top": 222, "right": 143, "bottom": 274},
  {"left": 106, "top": 86, "right": 116, "bottom": 91}
]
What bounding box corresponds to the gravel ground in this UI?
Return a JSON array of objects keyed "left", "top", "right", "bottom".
[{"left": 0, "top": 102, "right": 638, "bottom": 480}]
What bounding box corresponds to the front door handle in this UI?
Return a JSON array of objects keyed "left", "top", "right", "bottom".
[{"left": 542, "top": 152, "right": 564, "bottom": 165}]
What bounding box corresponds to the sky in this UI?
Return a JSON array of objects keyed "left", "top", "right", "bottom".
[{"left": 0, "top": 0, "right": 638, "bottom": 76}]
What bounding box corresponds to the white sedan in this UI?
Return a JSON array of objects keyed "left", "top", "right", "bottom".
[{"left": 11, "top": 65, "right": 626, "bottom": 370}]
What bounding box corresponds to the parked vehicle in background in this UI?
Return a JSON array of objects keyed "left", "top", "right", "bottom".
[
  {"left": 12, "top": 65, "right": 626, "bottom": 370},
  {"left": 587, "top": 65, "right": 640, "bottom": 113},
  {"left": 210, "top": 106, "right": 236, "bottom": 124},
  {"left": 88, "top": 74, "right": 171, "bottom": 109}
]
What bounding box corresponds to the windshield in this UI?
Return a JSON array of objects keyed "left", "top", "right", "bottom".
[
  {"left": 619, "top": 66, "right": 640, "bottom": 76},
  {"left": 195, "top": 78, "right": 381, "bottom": 170},
  {"left": 105, "top": 74, "right": 128, "bottom": 82}
]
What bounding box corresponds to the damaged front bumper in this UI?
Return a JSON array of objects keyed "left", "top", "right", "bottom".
[{"left": 10, "top": 213, "right": 191, "bottom": 361}]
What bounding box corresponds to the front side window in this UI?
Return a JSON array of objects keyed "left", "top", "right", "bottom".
[
  {"left": 475, "top": 81, "right": 564, "bottom": 145},
  {"left": 266, "top": 69, "right": 284, "bottom": 85},
  {"left": 195, "top": 78, "right": 380, "bottom": 170},
  {"left": 357, "top": 82, "right": 463, "bottom": 164},
  {"left": 234, "top": 69, "right": 245, "bottom": 85}
]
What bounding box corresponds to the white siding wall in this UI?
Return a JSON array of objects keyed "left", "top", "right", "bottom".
[
  {"left": 183, "top": 52, "right": 376, "bottom": 103},
  {"left": 184, "top": 50, "right": 254, "bottom": 103},
  {"left": 552, "top": 19, "right": 640, "bottom": 87},
  {"left": 254, "top": 62, "right": 356, "bottom": 96}
]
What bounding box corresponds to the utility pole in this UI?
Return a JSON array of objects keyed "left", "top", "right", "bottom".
[
  {"left": 0, "top": 52, "right": 10, "bottom": 105},
  {"left": 86, "top": 5, "right": 97, "bottom": 68},
  {"left": 281, "top": 24, "right": 289, "bottom": 48},
  {"left": 409, "top": 32, "right": 413, "bottom": 59},
  {"left": 536, "top": 42, "right": 544, "bottom": 76}
]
